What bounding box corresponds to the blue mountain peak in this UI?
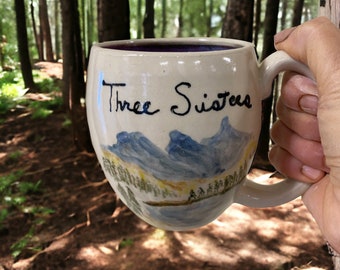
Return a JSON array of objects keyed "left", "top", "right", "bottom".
[{"left": 106, "top": 116, "right": 251, "bottom": 181}]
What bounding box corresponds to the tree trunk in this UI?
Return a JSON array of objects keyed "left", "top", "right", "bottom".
[
  {"left": 30, "top": 1, "right": 43, "bottom": 61},
  {"left": 87, "top": 0, "right": 95, "bottom": 54},
  {"left": 254, "top": 0, "right": 262, "bottom": 49},
  {"left": 261, "top": 0, "right": 280, "bottom": 61},
  {"left": 14, "top": 0, "right": 36, "bottom": 91},
  {"left": 137, "top": 0, "right": 142, "bottom": 39},
  {"left": 177, "top": 0, "right": 184, "bottom": 37},
  {"left": 60, "top": 0, "right": 91, "bottom": 151},
  {"left": 143, "top": 0, "right": 155, "bottom": 38},
  {"left": 80, "top": 0, "right": 86, "bottom": 56},
  {"left": 161, "top": 0, "right": 167, "bottom": 37},
  {"left": 221, "top": 0, "right": 254, "bottom": 41},
  {"left": 97, "top": 0, "right": 130, "bottom": 42},
  {"left": 206, "top": 0, "right": 213, "bottom": 37},
  {"left": 281, "top": 0, "right": 288, "bottom": 29},
  {"left": 39, "top": 0, "right": 54, "bottom": 61},
  {"left": 54, "top": 0, "right": 61, "bottom": 60},
  {"left": 253, "top": 0, "right": 280, "bottom": 170},
  {"left": 319, "top": 0, "right": 340, "bottom": 27},
  {"left": 292, "top": 0, "right": 305, "bottom": 27}
]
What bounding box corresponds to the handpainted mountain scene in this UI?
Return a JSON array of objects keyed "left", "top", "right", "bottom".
[
  {"left": 106, "top": 117, "right": 251, "bottom": 181},
  {"left": 101, "top": 116, "right": 256, "bottom": 219}
]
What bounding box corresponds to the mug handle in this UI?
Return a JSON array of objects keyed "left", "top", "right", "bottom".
[{"left": 234, "top": 51, "right": 313, "bottom": 208}]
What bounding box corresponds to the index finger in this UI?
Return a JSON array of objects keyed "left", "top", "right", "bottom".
[
  {"left": 281, "top": 72, "right": 318, "bottom": 115},
  {"left": 275, "top": 17, "right": 340, "bottom": 92}
]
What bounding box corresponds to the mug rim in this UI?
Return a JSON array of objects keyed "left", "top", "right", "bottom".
[{"left": 92, "top": 37, "right": 254, "bottom": 56}]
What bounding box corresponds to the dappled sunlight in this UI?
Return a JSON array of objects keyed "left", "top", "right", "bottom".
[
  {"left": 141, "top": 228, "right": 175, "bottom": 262},
  {"left": 254, "top": 218, "right": 282, "bottom": 239},
  {"left": 76, "top": 245, "right": 111, "bottom": 268},
  {"left": 142, "top": 228, "right": 168, "bottom": 250},
  {"left": 167, "top": 198, "right": 328, "bottom": 268},
  {"left": 98, "top": 244, "right": 115, "bottom": 255},
  {"left": 173, "top": 230, "right": 239, "bottom": 265}
]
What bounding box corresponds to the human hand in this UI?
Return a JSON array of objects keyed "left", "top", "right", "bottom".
[
  {"left": 270, "top": 72, "right": 327, "bottom": 183},
  {"left": 269, "top": 17, "right": 340, "bottom": 252}
]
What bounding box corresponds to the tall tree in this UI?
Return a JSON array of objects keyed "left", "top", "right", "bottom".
[
  {"left": 221, "top": 0, "right": 254, "bottom": 41},
  {"left": 254, "top": 0, "right": 262, "bottom": 48},
  {"left": 54, "top": 0, "right": 61, "bottom": 60},
  {"left": 39, "top": 0, "right": 54, "bottom": 61},
  {"left": 143, "top": 0, "right": 155, "bottom": 38},
  {"left": 281, "top": 0, "right": 288, "bottom": 29},
  {"left": 137, "top": 0, "right": 142, "bottom": 39},
  {"left": 97, "top": 0, "right": 130, "bottom": 42},
  {"left": 206, "top": 0, "right": 213, "bottom": 37},
  {"left": 292, "top": 0, "right": 305, "bottom": 26},
  {"left": 161, "top": 0, "right": 167, "bottom": 37},
  {"left": 30, "top": 1, "right": 43, "bottom": 60},
  {"left": 254, "top": 0, "right": 280, "bottom": 169},
  {"left": 87, "top": 0, "right": 96, "bottom": 53},
  {"left": 261, "top": 0, "right": 280, "bottom": 60},
  {"left": 14, "top": 0, "right": 36, "bottom": 91},
  {"left": 78, "top": 0, "right": 96, "bottom": 62},
  {"left": 60, "top": 0, "right": 90, "bottom": 150},
  {"left": 177, "top": 0, "right": 184, "bottom": 37}
]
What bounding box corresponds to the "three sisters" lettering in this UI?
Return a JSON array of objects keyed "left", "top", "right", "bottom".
[{"left": 102, "top": 80, "right": 252, "bottom": 116}]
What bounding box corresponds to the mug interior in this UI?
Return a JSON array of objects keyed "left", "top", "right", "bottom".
[{"left": 96, "top": 38, "right": 251, "bottom": 53}]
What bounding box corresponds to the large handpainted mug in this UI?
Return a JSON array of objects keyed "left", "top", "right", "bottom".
[{"left": 86, "top": 38, "right": 311, "bottom": 231}]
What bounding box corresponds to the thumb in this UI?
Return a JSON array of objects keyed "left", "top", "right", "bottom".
[
  {"left": 275, "top": 16, "right": 340, "bottom": 93},
  {"left": 275, "top": 17, "right": 340, "bottom": 189}
]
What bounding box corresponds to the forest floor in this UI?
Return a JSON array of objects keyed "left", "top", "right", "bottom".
[{"left": 0, "top": 62, "right": 334, "bottom": 270}]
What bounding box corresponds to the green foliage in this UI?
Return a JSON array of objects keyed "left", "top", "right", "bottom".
[
  {"left": 30, "top": 105, "right": 53, "bottom": 119},
  {"left": 29, "top": 95, "right": 63, "bottom": 119},
  {"left": 0, "top": 1, "right": 20, "bottom": 65},
  {"left": 33, "top": 71, "right": 60, "bottom": 93},
  {"left": 0, "top": 170, "right": 54, "bottom": 258},
  {"left": 10, "top": 227, "right": 42, "bottom": 259},
  {"left": 118, "top": 238, "right": 134, "bottom": 249},
  {"left": 7, "top": 150, "right": 23, "bottom": 162},
  {"left": 36, "top": 78, "right": 57, "bottom": 93},
  {"left": 0, "top": 71, "right": 25, "bottom": 114},
  {"left": 18, "top": 180, "right": 42, "bottom": 195},
  {"left": 10, "top": 228, "right": 34, "bottom": 258},
  {"left": 129, "top": 0, "right": 227, "bottom": 38},
  {"left": 62, "top": 116, "right": 72, "bottom": 128},
  {"left": 0, "top": 170, "right": 25, "bottom": 195},
  {"left": 0, "top": 68, "right": 62, "bottom": 118}
]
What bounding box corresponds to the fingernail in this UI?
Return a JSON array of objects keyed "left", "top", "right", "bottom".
[
  {"left": 299, "top": 95, "right": 318, "bottom": 114},
  {"left": 301, "top": 165, "right": 323, "bottom": 181},
  {"left": 274, "top": 27, "right": 297, "bottom": 44}
]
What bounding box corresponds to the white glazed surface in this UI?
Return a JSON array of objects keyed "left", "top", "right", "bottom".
[{"left": 86, "top": 38, "right": 309, "bottom": 230}]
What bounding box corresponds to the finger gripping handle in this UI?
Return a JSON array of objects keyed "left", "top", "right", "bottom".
[
  {"left": 235, "top": 50, "right": 313, "bottom": 208},
  {"left": 260, "top": 51, "right": 314, "bottom": 99}
]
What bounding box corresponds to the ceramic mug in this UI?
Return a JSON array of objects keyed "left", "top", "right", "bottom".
[{"left": 86, "top": 38, "right": 311, "bottom": 231}]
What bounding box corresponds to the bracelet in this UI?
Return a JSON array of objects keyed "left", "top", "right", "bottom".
[{"left": 327, "top": 242, "right": 340, "bottom": 270}]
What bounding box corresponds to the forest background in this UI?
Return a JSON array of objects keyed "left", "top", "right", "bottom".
[{"left": 1, "top": 1, "right": 333, "bottom": 270}]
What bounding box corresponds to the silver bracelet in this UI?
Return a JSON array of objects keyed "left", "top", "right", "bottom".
[{"left": 327, "top": 242, "right": 340, "bottom": 270}]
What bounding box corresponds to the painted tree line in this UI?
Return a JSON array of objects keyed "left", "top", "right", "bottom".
[{"left": 9, "top": 0, "right": 318, "bottom": 165}]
